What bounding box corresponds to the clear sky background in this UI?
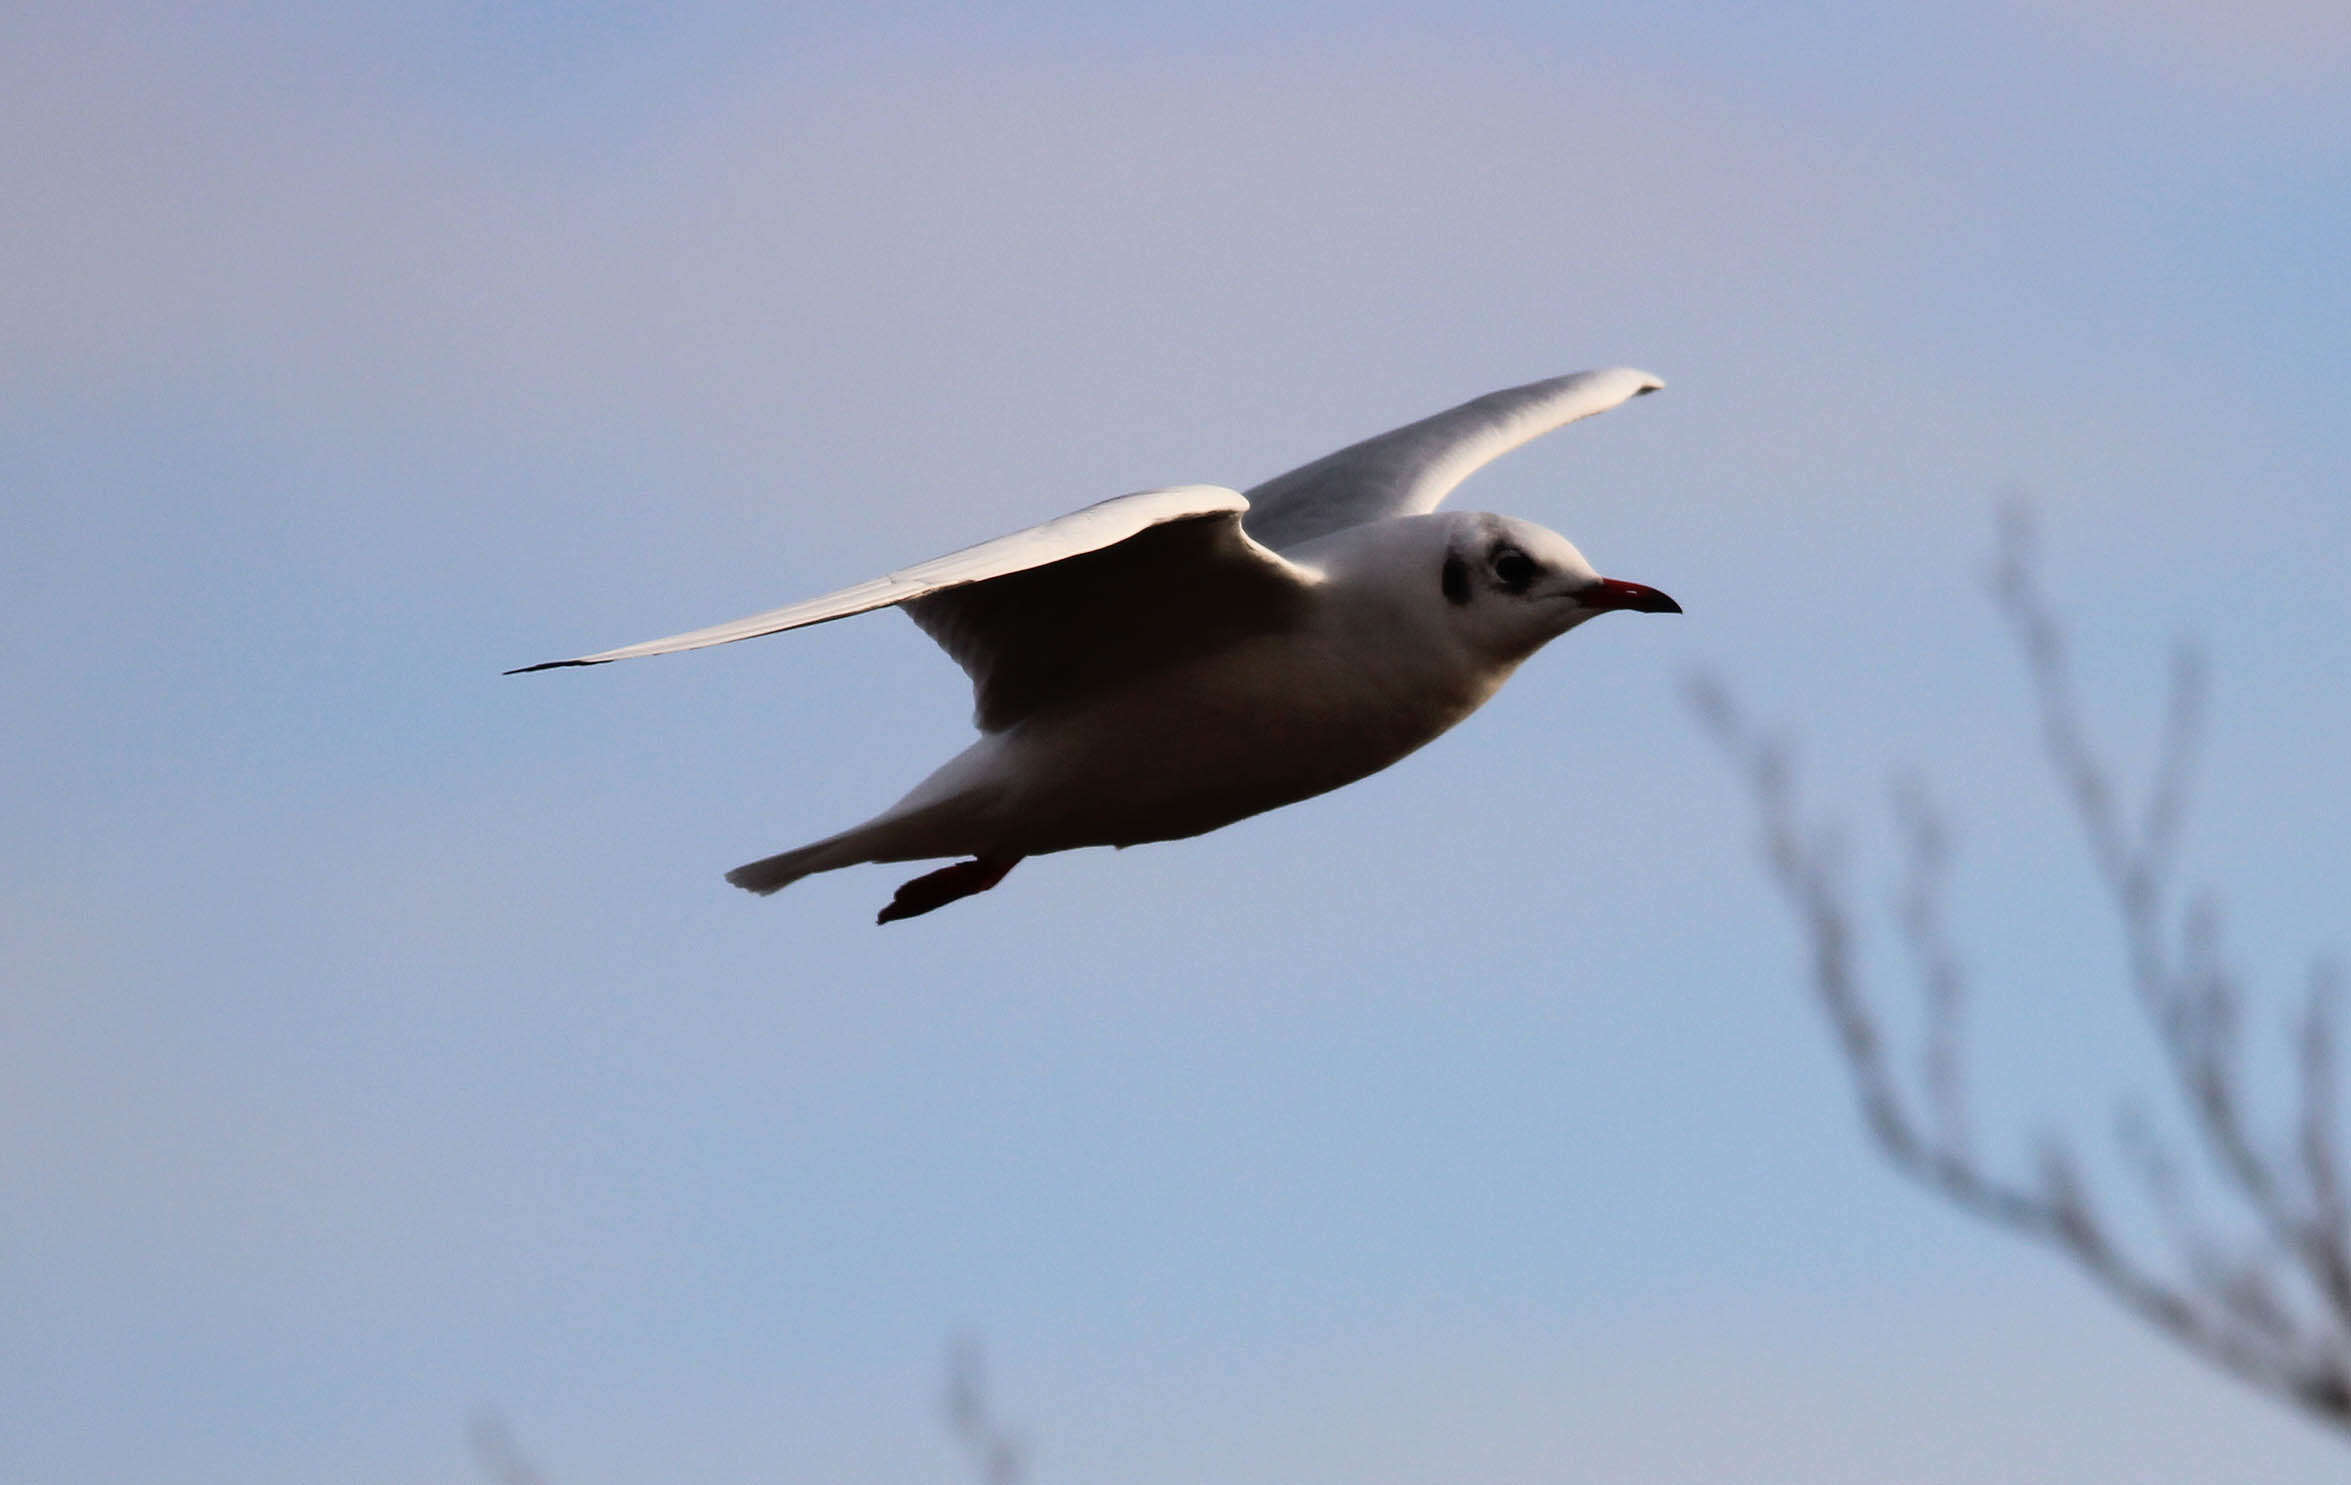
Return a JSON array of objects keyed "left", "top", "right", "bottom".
[{"left": 5, "top": 3, "right": 2347, "bottom": 1481}]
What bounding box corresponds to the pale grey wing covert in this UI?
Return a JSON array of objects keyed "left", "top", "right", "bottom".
[
  {"left": 1239, "top": 367, "right": 1663, "bottom": 554},
  {"left": 510, "top": 483, "right": 1319, "bottom": 733}
]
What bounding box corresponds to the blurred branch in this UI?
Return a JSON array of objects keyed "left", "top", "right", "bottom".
[
  {"left": 944, "top": 1336, "right": 1028, "bottom": 1485},
  {"left": 465, "top": 1339, "right": 1033, "bottom": 1485},
  {"left": 468, "top": 1411, "right": 551, "bottom": 1485},
  {"left": 1691, "top": 504, "right": 2351, "bottom": 1432}
]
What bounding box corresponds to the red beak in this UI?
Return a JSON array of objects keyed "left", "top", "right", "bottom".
[{"left": 1580, "top": 577, "right": 1683, "bottom": 614}]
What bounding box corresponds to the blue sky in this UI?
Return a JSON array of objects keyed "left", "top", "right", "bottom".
[{"left": 5, "top": 3, "right": 2347, "bottom": 1481}]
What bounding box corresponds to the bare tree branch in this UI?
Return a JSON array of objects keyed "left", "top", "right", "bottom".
[
  {"left": 464, "top": 1340, "right": 1035, "bottom": 1485},
  {"left": 1891, "top": 772, "right": 1970, "bottom": 1161},
  {"left": 468, "top": 1411, "right": 551, "bottom": 1485},
  {"left": 944, "top": 1337, "right": 1028, "bottom": 1485},
  {"left": 1693, "top": 505, "right": 2350, "bottom": 1434}
]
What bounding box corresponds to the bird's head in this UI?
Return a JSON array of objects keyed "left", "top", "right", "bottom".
[{"left": 1433, "top": 512, "right": 1681, "bottom": 661}]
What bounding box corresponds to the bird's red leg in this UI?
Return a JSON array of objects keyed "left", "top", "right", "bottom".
[{"left": 875, "top": 855, "right": 1024, "bottom": 925}]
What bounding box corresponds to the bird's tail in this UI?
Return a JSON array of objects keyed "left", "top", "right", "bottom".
[
  {"left": 724, "top": 831, "right": 868, "bottom": 896},
  {"left": 724, "top": 798, "right": 973, "bottom": 896},
  {"left": 727, "top": 756, "right": 1000, "bottom": 897}
]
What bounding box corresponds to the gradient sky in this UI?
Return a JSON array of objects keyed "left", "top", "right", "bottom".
[{"left": 6, "top": 4, "right": 2348, "bottom": 1481}]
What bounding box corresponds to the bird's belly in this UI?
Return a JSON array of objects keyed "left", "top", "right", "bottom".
[{"left": 989, "top": 640, "right": 1480, "bottom": 855}]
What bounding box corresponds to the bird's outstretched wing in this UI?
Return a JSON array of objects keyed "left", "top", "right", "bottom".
[
  {"left": 511, "top": 484, "right": 1319, "bottom": 732},
  {"left": 1240, "top": 367, "right": 1662, "bottom": 553}
]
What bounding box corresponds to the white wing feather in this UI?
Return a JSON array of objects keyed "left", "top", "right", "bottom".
[
  {"left": 1241, "top": 367, "right": 1662, "bottom": 552},
  {"left": 508, "top": 484, "right": 1284, "bottom": 675}
]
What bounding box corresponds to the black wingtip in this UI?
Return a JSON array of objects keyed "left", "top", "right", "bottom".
[{"left": 503, "top": 658, "right": 600, "bottom": 676}]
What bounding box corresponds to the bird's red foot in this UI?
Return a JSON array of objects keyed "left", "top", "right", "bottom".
[{"left": 876, "top": 855, "right": 1023, "bottom": 924}]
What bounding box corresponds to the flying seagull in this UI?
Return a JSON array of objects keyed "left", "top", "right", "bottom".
[{"left": 513, "top": 368, "right": 1680, "bottom": 922}]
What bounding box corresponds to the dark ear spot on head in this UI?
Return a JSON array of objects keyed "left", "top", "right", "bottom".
[{"left": 1441, "top": 552, "right": 1470, "bottom": 606}]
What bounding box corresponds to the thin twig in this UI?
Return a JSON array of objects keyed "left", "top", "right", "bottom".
[
  {"left": 468, "top": 1411, "right": 551, "bottom": 1485},
  {"left": 1692, "top": 505, "right": 2350, "bottom": 1434},
  {"left": 944, "top": 1337, "right": 1027, "bottom": 1485}
]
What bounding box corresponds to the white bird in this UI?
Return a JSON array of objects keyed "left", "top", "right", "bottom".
[{"left": 513, "top": 368, "right": 1680, "bottom": 922}]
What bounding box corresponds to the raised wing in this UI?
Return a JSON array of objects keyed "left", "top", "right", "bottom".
[
  {"left": 904, "top": 492, "right": 1316, "bottom": 731},
  {"left": 1240, "top": 367, "right": 1663, "bottom": 553},
  {"left": 510, "top": 484, "right": 1319, "bottom": 733}
]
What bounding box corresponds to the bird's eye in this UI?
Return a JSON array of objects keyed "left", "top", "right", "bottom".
[{"left": 1492, "top": 546, "right": 1537, "bottom": 593}]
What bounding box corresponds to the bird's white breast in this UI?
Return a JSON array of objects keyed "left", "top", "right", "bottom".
[{"left": 968, "top": 561, "right": 1507, "bottom": 855}]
